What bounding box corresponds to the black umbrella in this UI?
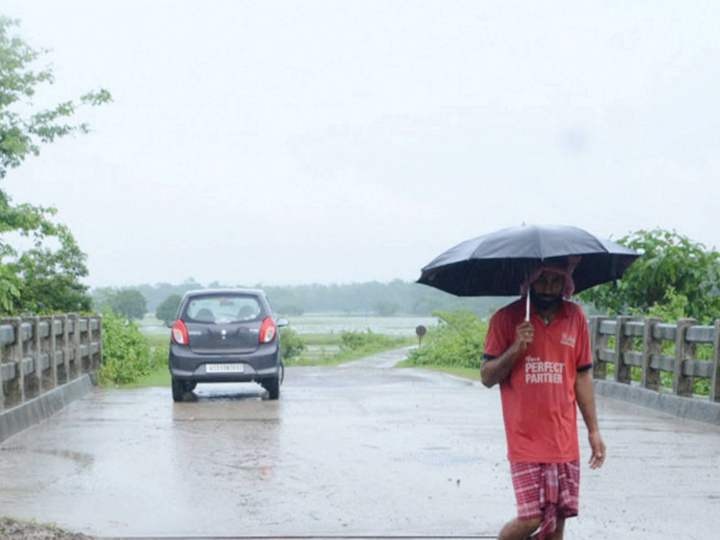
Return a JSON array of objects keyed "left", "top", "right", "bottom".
[{"left": 417, "top": 225, "right": 639, "bottom": 313}]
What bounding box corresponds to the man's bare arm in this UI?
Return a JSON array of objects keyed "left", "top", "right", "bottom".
[
  {"left": 480, "top": 346, "right": 521, "bottom": 388},
  {"left": 481, "top": 321, "right": 533, "bottom": 388},
  {"left": 575, "top": 369, "right": 606, "bottom": 469}
]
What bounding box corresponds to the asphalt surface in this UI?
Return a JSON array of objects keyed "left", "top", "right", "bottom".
[{"left": 1, "top": 347, "right": 720, "bottom": 539}]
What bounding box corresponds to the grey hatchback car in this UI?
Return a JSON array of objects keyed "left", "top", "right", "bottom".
[{"left": 168, "top": 289, "right": 287, "bottom": 401}]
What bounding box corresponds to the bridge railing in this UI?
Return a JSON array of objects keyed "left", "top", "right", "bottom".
[
  {"left": 589, "top": 316, "right": 720, "bottom": 402},
  {"left": 0, "top": 315, "right": 102, "bottom": 411}
]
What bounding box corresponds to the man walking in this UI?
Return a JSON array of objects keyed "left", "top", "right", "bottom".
[{"left": 481, "top": 260, "right": 605, "bottom": 540}]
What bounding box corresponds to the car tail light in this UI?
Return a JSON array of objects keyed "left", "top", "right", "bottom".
[
  {"left": 259, "top": 317, "right": 277, "bottom": 344},
  {"left": 171, "top": 320, "right": 190, "bottom": 346}
]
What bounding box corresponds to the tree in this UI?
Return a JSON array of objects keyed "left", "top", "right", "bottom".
[
  {"left": 374, "top": 300, "right": 399, "bottom": 316},
  {"left": 12, "top": 224, "right": 91, "bottom": 313},
  {"left": 155, "top": 294, "right": 181, "bottom": 326},
  {"left": 0, "top": 17, "right": 111, "bottom": 178},
  {"left": 0, "top": 16, "right": 111, "bottom": 314},
  {"left": 107, "top": 289, "right": 147, "bottom": 321},
  {"left": 580, "top": 229, "right": 720, "bottom": 323}
]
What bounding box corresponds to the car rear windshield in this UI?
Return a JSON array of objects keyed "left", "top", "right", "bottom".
[{"left": 183, "top": 295, "right": 264, "bottom": 324}]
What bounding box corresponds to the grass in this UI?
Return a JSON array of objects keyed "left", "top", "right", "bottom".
[
  {"left": 119, "top": 366, "right": 171, "bottom": 388},
  {"left": 114, "top": 333, "right": 170, "bottom": 389},
  {"left": 286, "top": 333, "right": 415, "bottom": 367},
  {"left": 300, "top": 333, "right": 346, "bottom": 346}
]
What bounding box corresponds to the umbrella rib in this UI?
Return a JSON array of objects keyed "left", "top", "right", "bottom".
[{"left": 534, "top": 225, "right": 544, "bottom": 260}]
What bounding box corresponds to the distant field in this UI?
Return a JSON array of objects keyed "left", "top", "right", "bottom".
[
  {"left": 138, "top": 314, "right": 170, "bottom": 336},
  {"left": 282, "top": 314, "right": 438, "bottom": 336}
]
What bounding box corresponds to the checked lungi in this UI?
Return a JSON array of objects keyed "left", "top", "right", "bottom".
[{"left": 510, "top": 461, "right": 580, "bottom": 539}]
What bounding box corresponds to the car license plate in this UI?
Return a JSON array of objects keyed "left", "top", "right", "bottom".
[{"left": 206, "top": 363, "right": 244, "bottom": 373}]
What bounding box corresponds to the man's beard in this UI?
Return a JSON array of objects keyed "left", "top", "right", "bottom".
[{"left": 530, "top": 290, "right": 563, "bottom": 311}]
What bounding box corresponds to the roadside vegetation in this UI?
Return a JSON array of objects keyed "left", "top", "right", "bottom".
[
  {"left": 397, "top": 311, "right": 486, "bottom": 379},
  {"left": 111, "top": 332, "right": 170, "bottom": 388},
  {"left": 98, "top": 312, "right": 166, "bottom": 386},
  {"left": 283, "top": 329, "right": 413, "bottom": 367}
]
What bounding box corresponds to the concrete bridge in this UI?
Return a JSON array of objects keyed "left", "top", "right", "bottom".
[{"left": 1, "top": 344, "right": 720, "bottom": 540}]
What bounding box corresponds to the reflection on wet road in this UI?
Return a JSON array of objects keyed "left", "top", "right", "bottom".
[{"left": 1, "top": 347, "right": 719, "bottom": 539}]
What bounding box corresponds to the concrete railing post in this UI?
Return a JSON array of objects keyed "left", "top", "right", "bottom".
[
  {"left": 78, "top": 316, "right": 86, "bottom": 374},
  {"left": 49, "top": 316, "right": 59, "bottom": 388},
  {"left": 0, "top": 325, "right": 5, "bottom": 410},
  {"left": 673, "top": 318, "right": 697, "bottom": 397},
  {"left": 614, "top": 316, "right": 632, "bottom": 384},
  {"left": 87, "top": 317, "right": 94, "bottom": 372},
  {"left": 8, "top": 317, "right": 24, "bottom": 405},
  {"left": 95, "top": 316, "right": 103, "bottom": 371},
  {"left": 33, "top": 316, "right": 42, "bottom": 396},
  {"left": 711, "top": 320, "right": 720, "bottom": 403},
  {"left": 73, "top": 315, "right": 82, "bottom": 374},
  {"left": 63, "top": 315, "right": 71, "bottom": 383},
  {"left": 642, "top": 317, "right": 661, "bottom": 391},
  {"left": 590, "top": 316, "right": 607, "bottom": 380}
]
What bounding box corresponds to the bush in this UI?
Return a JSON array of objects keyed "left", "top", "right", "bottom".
[
  {"left": 580, "top": 229, "right": 720, "bottom": 323},
  {"left": 98, "top": 311, "right": 156, "bottom": 384},
  {"left": 405, "top": 310, "right": 488, "bottom": 369},
  {"left": 280, "top": 327, "right": 305, "bottom": 360},
  {"left": 340, "top": 329, "right": 399, "bottom": 351}
]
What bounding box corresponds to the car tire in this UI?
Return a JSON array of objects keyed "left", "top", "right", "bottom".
[
  {"left": 262, "top": 376, "right": 280, "bottom": 400},
  {"left": 185, "top": 381, "right": 197, "bottom": 392},
  {"left": 171, "top": 376, "right": 184, "bottom": 402}
]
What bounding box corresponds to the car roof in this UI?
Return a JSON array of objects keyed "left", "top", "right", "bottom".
[{"left": 183, "top": 288, "right": 266, "bottom": 298}]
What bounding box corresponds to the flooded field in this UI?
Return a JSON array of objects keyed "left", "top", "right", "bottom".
[
  {"left": 139, "top": 313, "right": 439, "bottom": 337},
  {"left": 285, "top": 314, "right": 438, "bottom": 336}
]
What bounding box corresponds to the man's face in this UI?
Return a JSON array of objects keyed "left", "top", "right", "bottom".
[{"left": 531, "top": 271, "right": 564, "bottom": 297}]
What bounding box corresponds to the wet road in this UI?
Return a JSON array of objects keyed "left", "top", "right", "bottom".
[{"left": 1, "top": 348, "right": 720, "bottom": 539}]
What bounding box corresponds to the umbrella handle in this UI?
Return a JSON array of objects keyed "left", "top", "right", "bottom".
[{"left": 525, "top": 293, "right": 530, "bottom": 322}]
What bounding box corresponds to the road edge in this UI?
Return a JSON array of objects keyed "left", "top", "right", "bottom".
[{"left": 0, "top": 375, "right": 94, "bottom": 444}]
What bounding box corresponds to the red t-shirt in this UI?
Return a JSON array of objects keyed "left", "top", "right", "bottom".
[{"left": 484, "top": 299, "right": 592, "bottom": 463}]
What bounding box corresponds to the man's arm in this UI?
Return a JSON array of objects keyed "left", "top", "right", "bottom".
[
  {"left": 575, "top": 369, "right": 606, "bottom": 469},
  {"left": 481, "top": 321, "right": 533, "bottom": 388}
]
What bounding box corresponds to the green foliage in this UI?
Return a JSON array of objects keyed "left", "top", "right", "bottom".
[
  {"left": 12, "top": 224, "right": 91, "bottom": 313},
  {"left": 580, "top": 229, "right": 720, "bottom": 323},
  {"left": 642, "top": 287, "right": 689, "bottom": 322},
  {"left": 405, "top": 310, "right": 488, "bottom": 369},
  {"left": 0, "top": 195, "right": 91, "bottom": 314},
  {"left": 284, "top": 330, "right": 411, "bottom": 366},
  {"left": 155, "top": 294, "right": 181, "bottom": 326},
  {"left": 279, "top": 326, "right": 305, "bottom": 359},
  {"left": 0, "top": 17, "right": 111, "bottom": 178},
  {"left": 339, "top": 329, "right": 400, "bottom": 351},
  {"left": 98, "top": 311, "right": 156, "bottom": 385},
  {"left": 96, "top": 289, "right": 147, "bottom": 320},
  {"left": 0, "top": 17, "right": 109, "bottom": 315}
]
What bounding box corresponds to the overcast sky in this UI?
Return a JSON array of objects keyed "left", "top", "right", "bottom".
[{"left": 3, "top": 0, "right": 719, "bottom": 287}]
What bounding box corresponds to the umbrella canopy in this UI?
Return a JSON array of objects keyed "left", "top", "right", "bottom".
[{"left": 417, "top": 224, "right": 640, "bottom": 297}]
